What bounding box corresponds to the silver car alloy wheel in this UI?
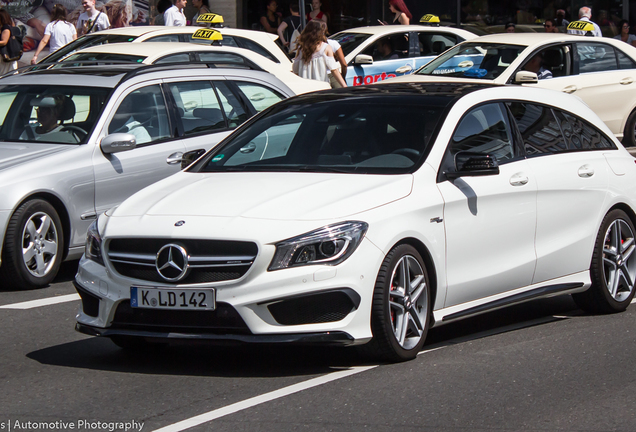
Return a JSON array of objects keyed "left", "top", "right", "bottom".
[
  {"left": 21, "top": 211, "right": 59, "bottom": 277},
  {"left": 602, "top": 218, "right": 636, "bottom": 302},
  {"left": 388, "top": 254, "right": 428, "bottom": 350}
]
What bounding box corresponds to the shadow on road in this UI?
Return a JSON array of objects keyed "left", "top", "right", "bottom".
[{"left": 26, "top": 295, "right": 583, "bottom": 377}]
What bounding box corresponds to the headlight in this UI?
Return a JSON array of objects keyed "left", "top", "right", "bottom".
[
  {"left": 268, "top": 221, "right": 368, "bottom": 271},
  {"left": 85, "top": 219, "right": 104, "bottom": 266}
]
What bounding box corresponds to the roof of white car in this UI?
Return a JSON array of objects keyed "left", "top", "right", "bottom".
[
  {"left": 465, "top": 32, "right": 636, "bottom": 50},
  {"left": 335, "top": 24, "right": 477, "bottom": 39},
  {"left": 92, "top": 25, "right": 279, "bottom": 42}
]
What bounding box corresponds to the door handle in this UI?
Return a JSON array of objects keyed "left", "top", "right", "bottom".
[
  {"left": 395, "top": 65, "right": 413, "bottom": 74},
  {"left": 562, "top": 85, "right": 578, "bottom": 94},
  {"left": 509, "top": 173, "right": 529, "bottom": 186},
  {"left": 578, "top": 164, "right": 594, "bottom": 177},
  {"left": 166, "top": 152, "right": 184, "bottom": 165},
  {"left": 620, "top": 77, "right": 634, "bottom": 85}
]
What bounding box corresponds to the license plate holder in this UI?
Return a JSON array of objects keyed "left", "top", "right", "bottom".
[{"left": 130, "top": 286, "right": 216, "bottom": 310}]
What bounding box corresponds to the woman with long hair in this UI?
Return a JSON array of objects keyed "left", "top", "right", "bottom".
[
  {"left": 0, "top": 9, "right": 17, "bottom": 74},
  {"left": 292, "top": 20, "right": 346, "bottom": 87},
  {"left": 614, "top": 19, "right": 636, "bottom": 47},
  {"left": 31, "top": 4, "right": 77, "bottom": 64},
  {"left": 260, "top": 0, "right": 280, "bottom": 34},
  {"left": 389, "top": 0, "right": 411, "bottom": 25}
]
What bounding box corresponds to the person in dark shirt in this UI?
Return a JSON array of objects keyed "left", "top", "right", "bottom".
[
  {"left": 375, "top": 37, "right": 399, "bottom": 61},
  {"left": 277, "top": 2, "right": 301, "bottom": 55}
]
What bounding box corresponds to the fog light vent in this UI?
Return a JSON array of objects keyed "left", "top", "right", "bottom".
[{"left": 267, "top": 289, "right": 360, "bottom": 325}]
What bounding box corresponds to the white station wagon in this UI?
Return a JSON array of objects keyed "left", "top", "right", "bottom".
[{"left": 74, "top": 83, "right": 636, "bottom": 362}]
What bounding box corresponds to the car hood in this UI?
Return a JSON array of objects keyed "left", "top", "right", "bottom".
[
  {"left": 114, "top": 172, "right": 413, "bottom": 221},
  {"left": 0, "top": 142, "right": 75, "bottom": 171}
]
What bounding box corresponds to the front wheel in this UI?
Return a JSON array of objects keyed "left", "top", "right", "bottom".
[
  {"left": 573, "top": 209, "right": 636, "bottom": 313},
  {"left": 0, "top": 199, "right": 64, "bottom": 289},
  {"left": 363, "top": 244, "right": 431, "bottom": 362}
]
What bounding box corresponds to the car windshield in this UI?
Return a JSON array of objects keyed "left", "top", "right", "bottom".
[
  {"left": 330, "top": 32, "right": 372, "bottom": 57},
  {"left": 194, "top": 96, "right": 446, "bottom": 175},
  {"left": 59, "top": 53, "right": 146, "bottom": 64},
  {"left": 416, "top": 42, "right": 526, "bottom": 80},
  {"left": 0, "top": 85, "right": 111, "bottom": 144},
  {"left": 40, "top": 34, "right": 137, "bottom": 64}
]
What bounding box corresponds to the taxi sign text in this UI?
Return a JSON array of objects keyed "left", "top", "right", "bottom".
[
  {"left": 567, "top": 20, "right": 595, "bottom": 31},
  {"left": 196, "top": 13, "right": 224, "bottom": 23},
  {"left": 192, "top": 28, "right": 223, "bottom": 40}
]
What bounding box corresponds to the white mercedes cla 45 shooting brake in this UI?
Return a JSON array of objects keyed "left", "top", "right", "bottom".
[{"left": 75, "top": 83, "right": 636, "bottom": 362}]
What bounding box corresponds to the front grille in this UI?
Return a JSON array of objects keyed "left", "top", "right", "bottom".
[
  {"left": 106, "top": 238, "right": 258, "bottom": 285},
  {"left": 267, "top": 289, "right": 360, "bottom": 325},
  {"left": 110, "top": 301, "right": 251, "bottom": 334}
]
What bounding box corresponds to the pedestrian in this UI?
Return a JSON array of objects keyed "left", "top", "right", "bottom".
[
  {"left": 77, "top": 0, "right": 110, "bottom": 35},
  {"left": 555, "top": 9, "right": 569, "bottom": 27},
  {"left": 326, "top": 35, "right": 347, "bottom": 88},
  {"left": 505, "top": 22, "right": 515, "bottom": 33},
  {"left": 544, "top": 18, "right": 559, "bottom": 33},
  {"left": 164, "top": 0, "right": 186, "bottom": 26},
  {"left": 389, "top": 0, "right": 411, "bottom": 25},
  {"left": 566, "top": 6, "right": 602, "bottom": 36},
  {"left": 277, "top": 2, "right": 301, "bottom": 56},
  {"left": 260, "top": 0, "right": 280, "bottom": 35},
  {"left": 152, "top": 0, "right": 171, "bottom": 25},
  {"left": 292, "top": 20, "right": 346, "bottom": 88},
  {"left": 614, "top": 19, "right": 636, "bottom": 46},
  {"left": 103, "top": 0, "right": 133, "bottom": 27},
  {"left": 192, "top": 0, "right": 211, "bottom": 26},
  {"left": 31, "top": 4, "right": 77, "bottom": 64},
  {"left": 306, "top": 0, "right": 328, "bottom": 30},
  {"left": 0, "top": 9, "right": 17, "bottom": 74}
]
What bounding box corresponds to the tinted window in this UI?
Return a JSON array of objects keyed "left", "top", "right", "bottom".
[
  {"left": 508, "top": 102, "right": 566, "bottom": 154},
  {"left": 362, "top": 34, "right": 409, "bottom": 60},
  {"left": 235, "top": 36, "right": 280, "bottom": 63},
  {"left": 108, "top": 85, "right": 171, "bottom": 145},
  {"left": 145, "top": 34, "right": 181, "bottom": 43},
  {"left": 154, "top": 53, "right": 191, "bottom": 64},
  {"left": 577, "top": 43, "right": 617, "bottom": 73},
  {"left": 214, "top": 81, "right": 248, "bottom": 128},
  {"left": 553, "top": 109, "right": 616, "bottom": 150},
  {"left": 168, "top": 81, "right": 226, "bottom": 136},
  {"left": 235, "top": 82, "right": 285, "bottom": 112},
  {"left": 330, "top": 32, "right": 372, "bottom": 57},
  {"left": 448, "top": 103, "right": 516, "bottom": 163},
  {"left": 617, "top": 49, "right": 636, "bottom": 69},
  {"left": 196, "top": 52, "right": 248, "bottom": 66},
  {"left": 417, "top": 32, "right": 458, "bottom": 56}
]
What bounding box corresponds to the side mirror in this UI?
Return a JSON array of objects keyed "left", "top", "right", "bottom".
[
  {"left": 354, "top": 54, "right": 373, "bottom": 65},
  {"left": 100, "top": 133, "right": 136, "bottom": 154},
  {"left": 514, "top": 70, "right": 538, "bottom": 84},
  {"left": 446, "top": 153, "right": 500, "bottom": 179},
  {"left": 181, "top": 148, "right": 207, "bottom": 169}
]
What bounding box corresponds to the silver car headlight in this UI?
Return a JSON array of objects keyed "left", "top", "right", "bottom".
[
  {"left": 268, "top": 221, "right": 368, "bottom": 271},
  {"left": 85, "top": 219, "right": 104, "bottom": 266}
]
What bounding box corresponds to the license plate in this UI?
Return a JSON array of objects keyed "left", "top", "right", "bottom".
[{"left": 130, "top": 286, "right": 215, "bottom": 310}]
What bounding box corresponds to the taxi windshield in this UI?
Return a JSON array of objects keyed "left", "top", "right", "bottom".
[
  {"left": 330, "top": 32, "right": 372, "bottom": 57},
  {"left": 416, "top": 42, "right": 526, "bottom": 80},
  {"left": 193, "top": 96, "right": 447, "bottom": 175},
  {"left": 0, "top": 85, "right": 111, "bottom": 145}
]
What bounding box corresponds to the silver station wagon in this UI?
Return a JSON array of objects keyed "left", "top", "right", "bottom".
[{"left": 0, "top": 64, "right": 297, "bottom": 289}]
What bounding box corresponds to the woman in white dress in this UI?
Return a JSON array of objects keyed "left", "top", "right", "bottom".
[
  {"left": 31, "top": 4, "right": 77, "bottom": 64},
  {"left": 292, "top": 20, "right": 346, "bottom": 87}
]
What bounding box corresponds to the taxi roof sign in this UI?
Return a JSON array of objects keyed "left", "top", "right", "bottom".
[
  {"left": 420, "top": 14, "right": 440, "bottom": 23},
  {"left": 192, "top": 28, "right": 223, "bottom": 40},
  {"left": 196, "top": 13, "right": 224, "bottom": 24},
  {"left": 567, "top": 20, "right": 595, "bottom": 32}
]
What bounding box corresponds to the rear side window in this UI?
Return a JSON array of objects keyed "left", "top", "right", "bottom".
[
  {"left": 417, "top": 32, "right": 459, "bottom": 56},
  {"left": 577, "top": 43, "right": 618, "bottom": 73},
  {"left": 234, "top": 82, "right": 285, "bottom": 112},
  {"left": 145, "top": 34, "right": 181, "bottom": 43},
  {"left": 617, "top": 49, "right": 636, "bottom": 69},
  {"left": 553, "top": 109, "right": 616, "bottom": 150},
  {"left": 508, "top": 102, "right": 566, "bottom": 154},
  {"left": 168, "top": 81, "right": 226, "bottom": 136},
  {"left": 235, "top": 36, "right": 280, "bottom": 63}
]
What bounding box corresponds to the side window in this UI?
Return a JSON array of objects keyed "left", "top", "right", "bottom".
[
  {"left": 539, "top": 46, "right": 571, "bottom": 77},
  {"left": 417, "top": 32, "right": 458, "bottom": 56},
  {"left": 577, "top": 43, "right": 618, "bottom": 73},
  {"left": 196, "top": 52, "right": 249, "bottom": 66},
  {"left": 214, "top": 81, "right": 248, "bottom": 128},
  {"left": 155, "top": 53, "right": 191, "bottom": 64},
  {"left": 363, "top": 33, "right": 409, "bottom": 60},
  {"left": 144, "top": 35, "right": 180, "bottom": 43},
  {"left": 235, "top": 36, "right": 279, "bottom": 63},
  {"left": 108, "top": 85, "right": 170, "bottom": 145},
  {"left": 449, "top": 103, "right": 516, "bottom": 164},
  {"left": 553, "top": 109, "right": 616, "bottom": 150},
  {"left": 167, "top": 81, "right": 226, "bottom": 136},
  {"left": 508, "top": 102, "right": 566, "bottom": 155},
  {"left": 617, "top": 49, "right": 636, "bottom": 69},
  {"left": 234, "top": 82, "right": 285, "bottom": 112}
]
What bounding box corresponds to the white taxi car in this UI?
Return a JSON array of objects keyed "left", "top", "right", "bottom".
[
  {"left": 387, "top": 33, "right": 636, "bottom": 146},
  {"left": 53, "top": 42, "right": 330, "bottom": 94},
  {"left": 74, "top": 83, "right": 636, "bottom": 362},
  {"left": 27, "top": 26, "right": 290, "bottom": 68}
]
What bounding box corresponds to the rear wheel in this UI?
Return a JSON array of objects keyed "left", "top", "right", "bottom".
[
  {"left": 0, "top": 199, "right": 64, "bottom": 289},
  {"left": 363, "top": 244, "right": 431, "bottom": 362},
  {"left": 573, "top": 209, "right": 636, "bottom": 313}
]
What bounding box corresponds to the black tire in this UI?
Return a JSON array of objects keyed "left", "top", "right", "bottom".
[
  {"left": 573, "top": 209, "right": 636, "bottom": 313},
  {"left": 623, "top": 110, "right": 636, "bottom": 148},
  {"left": 361, "top": 244, "right": 431, "bottom": 362},
  {"left": 0, "top": 199, "right": 64, "bottom": 289}
]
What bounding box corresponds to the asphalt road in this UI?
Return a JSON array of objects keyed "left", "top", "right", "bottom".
[{"left": 1, "top": 260, "right": 636, "bottom": 432}]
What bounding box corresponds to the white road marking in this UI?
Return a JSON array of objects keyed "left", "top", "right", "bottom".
[
  {"left": 0, "top": 293, "right": 80, "bottom": 309},
  {"left": 152, "top": 346, "right": 446, "bottom": 432}
]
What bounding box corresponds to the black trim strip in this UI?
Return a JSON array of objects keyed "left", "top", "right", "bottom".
[
  {"left": 442, "top": 282, "right": 584, "bottom": 322},
  {"left": 75, "top": 323, "right": 356, "bottom": 346},
  {"left": 256, "top": 288, "right": 362, "bottom": 309}
]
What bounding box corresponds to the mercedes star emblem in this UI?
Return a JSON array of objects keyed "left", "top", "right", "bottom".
[
  {"left": 156, "top": 244, "right": 189, "bottom": 281},
  {"left": 175, "top": 220, "right": 185, "bottom": 227}
]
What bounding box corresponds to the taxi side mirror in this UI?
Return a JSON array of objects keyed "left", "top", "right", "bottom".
[
  {"left": 354, "top": 54, "right": 373, "bottom": 65},
  {"left": 514, "top": 70, "right": 538, "bottom": 84}
]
